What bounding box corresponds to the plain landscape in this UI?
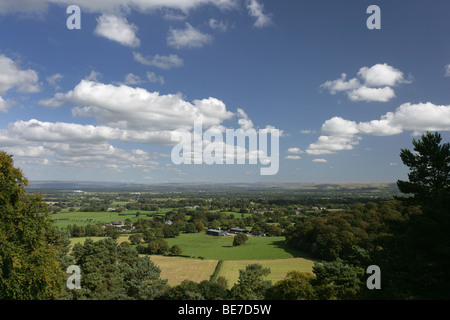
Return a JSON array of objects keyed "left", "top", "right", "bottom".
[{"left": 33, "top": 181, "right": 397, "bottom": 288}]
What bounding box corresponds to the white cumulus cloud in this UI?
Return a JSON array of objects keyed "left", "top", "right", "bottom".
[
  {"left": 40, "top": 79, "right": 235, "bottom": 134},
  {"left": 358, "top": 63, "right": 408, "bottom": 87},
  {"left": 0, "top": 54, "right": 41, "bottom": 112},
  {"left": 167, "top": 23, "right": 213, "bottom": 49},
  {"left": 445, "top": 64, "right": 450, "bottom": 77},
  {"left": 45, "top": 0, "right": 238, "bottom": 15},
  {"left": 94, "top": 14, "right": 140, "bottom": 47},
  {"left": 0, "top": 54, "right": 41, "bottom": 95},
  {"left": 287, "top": 147, "right": 303, "bottom": 154},
  {"left": 347, "top": 86, "right": 396, "bottom": 103},
  {"left": 321, "top": 63, "right": 410, "bottom": 103},
  {"left": 307, "top": 102, "right": 450, "bottom": 155},
  {"left": 247, "top": 0, "right": 273, "bottom": 28},
  {"left": 133, "top": 52, "right": 183, "bottom": 69}
]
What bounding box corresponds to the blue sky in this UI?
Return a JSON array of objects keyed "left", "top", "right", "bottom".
[{"left": 1, "top": 0, "right": 450, "bottom": 184}]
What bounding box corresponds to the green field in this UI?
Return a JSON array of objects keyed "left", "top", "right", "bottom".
[
  {"left": 51, "top": 208, "right": 249, "bottom": 228},
  {"left": 51, "top": 209, "right": 169, "bottom": 228},
  {"left": 165, "top": 233, "right": 307, "bottom": 260}
]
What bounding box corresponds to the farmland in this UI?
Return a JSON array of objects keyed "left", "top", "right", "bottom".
[
  {"left": 164, "top": 233, "right": 307, "bottom": 260},
  {"left": 42, "top": 182, "right": 399, "bottom": 290},
  {"left": 69, "top": 233, "right": 316, "bottom": 287}
]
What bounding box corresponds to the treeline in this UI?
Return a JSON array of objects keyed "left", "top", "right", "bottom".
[
  {"left": 285, "top": 132, "right": 450, "bottom": 300},
  {"left": 285, "top": 200, "right": 416, "bottom": 261}
]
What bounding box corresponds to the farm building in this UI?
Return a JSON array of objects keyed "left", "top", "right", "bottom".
[
  {"left": 206, "top": 229, "right": 227, "bottom": 236},
  {"left": 229, "top": 228, "right": 250, "bottom": 234}
]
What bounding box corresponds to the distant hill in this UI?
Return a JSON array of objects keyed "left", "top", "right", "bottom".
[{"left": 26, "top": 180, "right": 400, "bottom": 198}]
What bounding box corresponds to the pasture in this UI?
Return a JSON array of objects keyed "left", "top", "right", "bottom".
[
  {"left": 51, "top": 209, "right": 170, "bottom": 228},
  {"left": 68, "top": 231, "right": 316, "bottom": 288},
  {"left": 164, "top": 233, "right": 307, "bottom": 260}
]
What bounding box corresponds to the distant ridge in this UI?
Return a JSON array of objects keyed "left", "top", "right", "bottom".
[{"left": 27, "top": 180, "right": 399, "bottom": 194}]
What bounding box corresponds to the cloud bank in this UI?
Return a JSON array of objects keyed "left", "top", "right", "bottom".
[{"left": 307, "top": 102, "right": 450, "bottom": 155}]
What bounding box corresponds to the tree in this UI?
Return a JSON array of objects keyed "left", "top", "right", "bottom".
[
  {"left": 184, "top": 223, "right": 197, "bottom": 233},
  {"left": 311, "top": 259, "right": 365, "bottom": 300},
  {"left": 162, "top": 225, "right": 179, "bottom": 238},
  {"left": 0, "top": 152, "right": 64, "bottom": 299},
  {"left": 67, "top": 238, "right": 167, "bottom": 299},
  {"left": 377, "top": 132, "right": 450, "bottom": 299},
  {"left": 104, "top": 225, "right": 120, "bottom": 240},
  {"left": 194, "top": 220, "right": 204, "bottom": 232},
  {"left": 397, "top": 131, "right": 450, "bottom": 213},
  {"left": 198, "top": 280, "right": 228, "bottom": 300},
  {"left": 230, "top": 264, "right": 271, "bottom": 300},
  {"left": 170, "top": 245, "right": 182, "bottom": 256},
  {"left": 129, "top": 234, "right": 143, "bottom": 245},
  {"left": 232, "top": 233, "right": 248, "bottom": 246},
  {"left": 163, "top": 280, "right": 204, "bottom": 300},
  {"left": 265, "top": 271, "right": 315, "bottom": 300},
  {"left": 148, "top": 241, "right": 159, "bottom": 254},
  {"left": 156, "top": 238, "right": 169, "bottom": 254}
]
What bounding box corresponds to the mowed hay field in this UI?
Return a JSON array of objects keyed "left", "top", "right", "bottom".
[
  {"left": 150, "top": 256, "right": 219, "bottom": 286},
  {"left": 149, "top": 256, "right": 315, "bottom": 288},
  {"left": 217, "top": 258, "right": 315, "bottom": 289}
]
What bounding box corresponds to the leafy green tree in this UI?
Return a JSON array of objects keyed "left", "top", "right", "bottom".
[
  {"left": 0, "top": 152, "right": 64, "bottom": 299},
  {"left": 85, "top": 224, "right": 103, "bottom": 237},
  {"left": 163, "top": 280, "right": 204, "bottom": 300},
  {"left": 230, "top": 264, "right": 271, "bottom": 300},
  {"left": 162, "top": 225, "right": 179, "bottom": 238},
  {"left": 194, "top": 220, "right": 205, "bottom": 232},
  {"left": 67, "top": 238, "right": 167, "bottom": 299},
  {"left": 148, "top": 238, "right": 169, "bottom": 255},
  {"left": 135, "top": 244, "right": 148, "bottom": 254},
  {"left": 184, "top": 223, "right": 197, "bottom": 233},
  {"left": 265, "top": 271, "right": 315, "bottom": 300},
  {"left": 148, "top": 241, "right": 159, "bottom": 254},
  {"left": 104, "top": 225, "right": 120, "bottom": 240},
  {"left": 311, "top": 259, "right": 365, "bottom": 300},
  {"left": 198, "top": 279, "right": 228, "bottom": 300},
  {"left": 215, "top": 276, "right": 229, "bottom": 292},
  {"left": 170, "top": 245, "right": 182, "bottom": 256},
  {"left": 156, "top": 238, "right": 169, "bottom": 254},
  {"left": 232, "top": 233, "right": 248, "bottom": 246},
  {"left": 128, "top": 234, "right": 143, "bottom": 245}
]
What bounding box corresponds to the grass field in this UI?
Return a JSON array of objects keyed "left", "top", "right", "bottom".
[
  {"left": 70, "top": 236, "right": 130, "bottom": 246},
  {"left": 51, "top": 209, "right": 170, "bottom": 228},
  {"left": 165, "top": 233, "right": 307, "bottom": 260},
  {"left": 217, "top": 258, "right": 315, "bottom": 288},
  {"left": 150, "top": 256, "right": 219, "bottom": 286},
  {"left": 148, "top": 256, "right": 315, "bottom": 288},
  {"left": 51, "top": 208, "right": 249, "bottom": 228}
]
